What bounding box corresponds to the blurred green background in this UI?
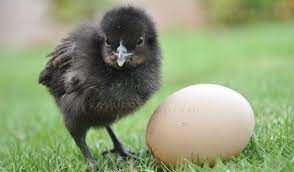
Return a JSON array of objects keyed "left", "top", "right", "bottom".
[
  {"left": 0, "top": 0, "right": 293, "bottom": 171},
  {"left": 207, "top": 0, "right": 294, "bottom": 24},
  {"left": 50, "top": 0, "right": 294, "bottom": 24}
]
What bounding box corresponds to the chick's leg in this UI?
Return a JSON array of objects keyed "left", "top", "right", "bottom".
[
  {"left": 71, "top": 132, "right": 97, "bottom": 172},
  {"left": 102, "top": 126, "right": 137, "bottom": 159}
]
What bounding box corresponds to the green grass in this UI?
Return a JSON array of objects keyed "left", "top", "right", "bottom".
[{"left": 0, "top": 22, "right": 294, "bottom": 171}]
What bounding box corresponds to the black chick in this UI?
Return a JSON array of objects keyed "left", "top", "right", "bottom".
[{"left": 39, "top": 6, "right": 161, "bottom": 171}]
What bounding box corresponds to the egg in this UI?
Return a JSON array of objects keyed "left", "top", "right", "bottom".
[{"left": 146, "top": 84, "right": 254, "bottom": 166}]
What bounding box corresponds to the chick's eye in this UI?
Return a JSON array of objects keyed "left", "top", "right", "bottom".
[
  {"left": 105, "top": 38, "right": 111, "bottom": 47},
  {"left": 137, "top": 37, "right": 144, "bottom": 47}
]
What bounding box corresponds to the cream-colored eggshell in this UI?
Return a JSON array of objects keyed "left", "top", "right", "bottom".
[{"left": 146, "top": 84, "right": 254, "bottom": 165}]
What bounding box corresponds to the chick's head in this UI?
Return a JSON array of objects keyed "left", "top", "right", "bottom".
[{"left": 100, "top": 6, "right": 159, "bottom": 69}]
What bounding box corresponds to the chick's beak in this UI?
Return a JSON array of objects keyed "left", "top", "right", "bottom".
[{"left": 115, "top": 41, "right": 133, "bottom": 67}]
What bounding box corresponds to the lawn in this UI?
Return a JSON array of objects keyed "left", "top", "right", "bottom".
[{"left": 0, "top": 22, "right": 294, "bottom": 171}]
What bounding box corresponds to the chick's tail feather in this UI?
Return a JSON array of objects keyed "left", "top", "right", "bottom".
[{"left": 38, "top": 64, "right": 53, "bottom": 86}]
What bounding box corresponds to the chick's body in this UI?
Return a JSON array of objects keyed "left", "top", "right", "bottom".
[
  {"left": 39, "top": 7, "right": 161, "bottom": 171},
  {"left": 48, "top": 24, "right": 160, "bottom": 128}
]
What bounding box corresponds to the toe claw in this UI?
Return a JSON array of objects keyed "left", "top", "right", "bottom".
[
  {"left": 101, "top": 148, "right": 142, "bottom": 161},
  {"left": 102, "top": 149, "right": 116, "bottom": 156}
]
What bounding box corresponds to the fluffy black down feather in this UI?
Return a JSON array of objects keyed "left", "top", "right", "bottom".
[{"left": 39, "top": 6, "right": 161, "bottom": 136}]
